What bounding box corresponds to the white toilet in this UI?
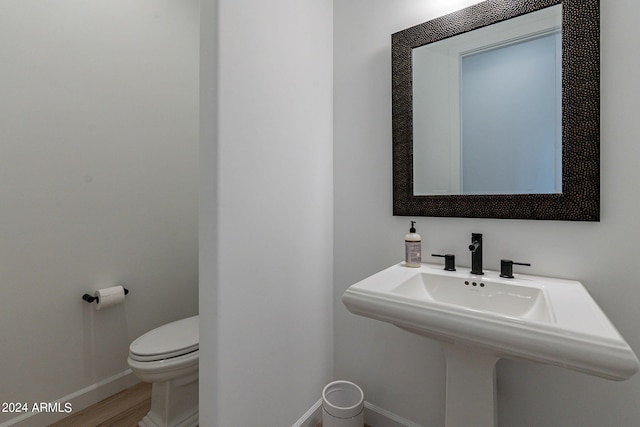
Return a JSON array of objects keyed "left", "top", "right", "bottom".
[{"left": 128, "top": 315, "right": 199, "bottom": 427}]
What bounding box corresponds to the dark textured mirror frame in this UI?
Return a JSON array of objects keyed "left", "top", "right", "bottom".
[{"left": 392, "top": 0, "right": 599, "bottom": 221}]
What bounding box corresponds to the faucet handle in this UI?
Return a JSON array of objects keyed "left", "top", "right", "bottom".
[
  {"left": 500, "top": 259, "right": 531, "bottom": 278},
  {"left": 432, "top": 254, "right": 456, "bottom": 271}
]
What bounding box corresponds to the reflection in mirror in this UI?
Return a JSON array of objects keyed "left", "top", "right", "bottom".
[
  {"left": 392, "top": 0, "right": 600, "bottom": 221},
  {"left": 413, "top": 5, "right": 562, "bottom": 195}
]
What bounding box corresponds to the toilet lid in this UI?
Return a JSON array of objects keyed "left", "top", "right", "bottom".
[{"left": 129, "top": 315, "right": 199, "bottom": 362}]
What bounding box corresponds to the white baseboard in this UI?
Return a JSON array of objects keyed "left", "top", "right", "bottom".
[
  {"left": 0, "top": 369, "right": 138, "bottom": 427},
  {"left": 363, "top": 401, "right": 423, "bottom": 427},
  {"left": 292, "top": 399, "right": 424, "bottom": 427},
  {"left": 292, "top": 398, "right": 322, "bottom": 427}
]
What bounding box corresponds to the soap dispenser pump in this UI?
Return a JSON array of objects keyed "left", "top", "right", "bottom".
[{"left": 405, "top": 221, "right": 422, "bottom": 268}]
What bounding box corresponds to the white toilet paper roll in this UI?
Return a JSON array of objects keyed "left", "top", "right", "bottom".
[{"left": 94, "top": 286, "right": 126, "bottom": 310}]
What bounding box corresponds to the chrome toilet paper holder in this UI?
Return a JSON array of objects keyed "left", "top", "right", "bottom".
[{"left": 82, "top": 288, "right": 129, "bottom": 304}]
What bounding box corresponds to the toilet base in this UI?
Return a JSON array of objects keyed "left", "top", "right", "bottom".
[
  {"left": 138, "top": 372, "right": 198, "bottom": 427},
  {"left": 139, "top": 412, "right": 198, "bottom": 427}
]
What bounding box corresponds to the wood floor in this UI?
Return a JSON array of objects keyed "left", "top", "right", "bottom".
[{"left": 49, "top": 382, "right": 151, "bottom": 427}]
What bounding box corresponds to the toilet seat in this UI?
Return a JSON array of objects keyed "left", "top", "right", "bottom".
[{"left": 129, "top": 315, "right": 198, "bottom": 362}]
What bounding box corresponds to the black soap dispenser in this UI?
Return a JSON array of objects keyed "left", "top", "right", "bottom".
[{"left": 405, "top": 221, "right": 422, "bottom": 268}]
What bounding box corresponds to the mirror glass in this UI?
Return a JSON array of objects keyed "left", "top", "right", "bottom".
[
  {"left": 392, "top": 0, "right": 600, "bottom": 221},
  {"left": 413, "top": 5, "right": 562, "bottom": 195}
]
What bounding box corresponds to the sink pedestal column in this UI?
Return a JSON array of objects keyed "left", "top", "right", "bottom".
[{"left": 443, "top": 344, "right": 499, "bottom": 427}]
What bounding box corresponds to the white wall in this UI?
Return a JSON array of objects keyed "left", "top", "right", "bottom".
[
  {"left": 199, "top": 0, "right": 334, "bottom": 425},
  {"left": 335, "top": 0, "right": 640, "bottom": 425},
  {"left": 0, "top": 0, "right": 199, "bottom": 424}
]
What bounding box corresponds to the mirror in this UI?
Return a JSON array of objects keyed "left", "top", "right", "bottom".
[
  {"left": 413, "top": 5, "right": 562, "bottom": 195},
  {"left": 392, "top": 0, "right": 599, "bottom": 220}
]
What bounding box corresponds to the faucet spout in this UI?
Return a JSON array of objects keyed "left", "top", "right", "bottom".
[{"left": 469, "top": 233, "right": 484, "bottom": 275}]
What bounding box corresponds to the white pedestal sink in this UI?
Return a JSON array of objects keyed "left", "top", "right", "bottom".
[{"left": 342, "top": 263, "right": 639, "bottom": 427}]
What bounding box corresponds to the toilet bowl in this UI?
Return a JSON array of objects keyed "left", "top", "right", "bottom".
[{"left": 128, "top": 315, "right": 199, "bottom": 427}]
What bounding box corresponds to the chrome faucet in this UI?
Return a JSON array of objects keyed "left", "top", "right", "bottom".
[{"left": 468, "top": 233, "right": 484, "bottom": 275}]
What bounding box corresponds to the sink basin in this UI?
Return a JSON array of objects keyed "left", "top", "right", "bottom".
[
  {"left": 392, "top": 272, "right": 553, "bottom": 323},
  {"left": 342, "top": 262, "right": 639, "bottom": 381},
  {"left": 344, "top": 262, "right": 639, "bottom": 426}
]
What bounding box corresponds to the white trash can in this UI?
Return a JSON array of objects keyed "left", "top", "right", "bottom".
[{"left": 322, "top": 380, "right": 364, "bottom": 427}]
